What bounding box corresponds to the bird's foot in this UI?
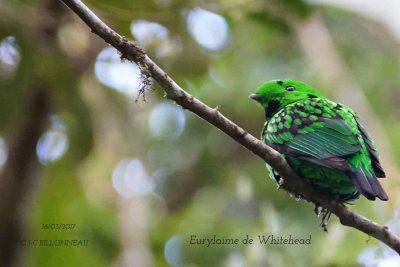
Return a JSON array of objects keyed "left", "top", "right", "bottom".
[
  {"left": 314, "top": 205, "right": 331, "bottom": 232},
  {"left": 314, "top": 205, "right": 323, "bottom": 216},
  {"left": 276, "top": 178, "right": 284, "bottom": 189},
  {"left": 320, "top": 210, "right": 331, "bottom": 232}
]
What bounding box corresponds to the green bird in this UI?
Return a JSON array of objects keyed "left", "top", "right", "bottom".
[{"left": 250, "top": 79, "right": 388, "bottom": 206}]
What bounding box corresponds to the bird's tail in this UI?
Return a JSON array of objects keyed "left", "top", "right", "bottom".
[{"left": 350, "top": 168, "right": 388, "bottom": 201}]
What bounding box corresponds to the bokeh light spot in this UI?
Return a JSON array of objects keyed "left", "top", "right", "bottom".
[
  {"left": 186, "top": 8, "right": 230, "bottom": 51},
  {"left": 164, "top": 235, "right": 183, "bottom": 267},
  {"left": 36, "top": 116, "right": 69, "bottom": 165},
  {"left": 0, "top": 36, "right": 20, "bottom": 77},
  {"left": 95, "top": 47, "right": 140, "bottom": 96},
  {"left": 58, "top": 21, "right": 90, "bottom": 57},
  {"left": 224, "top": 252, "right": 246, "bottom": 267},
  {"left": 149, "top": 102, "right": 186, "bottom": 139},
  {"left": 112, "top": 158, "right": 155, "bottom": 198},
  {"left": 130, "top": 20, "right": 168, "bottom": 47},
  {"left": 130, "top": 19, "right": 181, "bottom": 58},
  {"left": 0, "top": 137, "right": 8, "bottom": 168}
]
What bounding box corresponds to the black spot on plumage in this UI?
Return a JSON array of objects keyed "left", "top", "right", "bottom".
[
  {"left": 308, "top": 94, "right": 318, "bottom": 98},
  {"left": 289, "top": 125, "right": 299, "bottom": 135},
  {"left": 277, "top": 80, "right": 283, "bottom": 86},
  {"left": 302, "top": 117, "right": 313, "bottom": 126},
  {"left": 291, "top": 112, "right": 301, "bottom": 121},
  {"left": 265, "top": 100, "right": 281, "bottom": 119},
  {"left": 334, "top": 113, "right": 342, "bottom": 120},
  {"left": 274, "top": 115, "right": 315, "bottom": 135},
  {"left": 293, "top": 105, "right": 306, "bottom": 112},
  {"left": 272, "top": 103, "right": 329, "bottom": 135}
]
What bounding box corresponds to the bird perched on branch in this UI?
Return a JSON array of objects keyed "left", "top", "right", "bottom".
[{"left": 250, "top": 79, "right": 388, "bottom": 229}]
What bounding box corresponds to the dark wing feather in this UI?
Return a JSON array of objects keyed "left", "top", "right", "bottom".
[
  {"left": 350, "top": 169, "right": 388, "bottom": 201},
  {"left": 357, "top": 122, "right": 386, "bottom": 178}
]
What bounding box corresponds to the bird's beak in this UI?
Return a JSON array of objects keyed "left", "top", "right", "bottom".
[{"left": 249, "top": 93, "right": 263, "bottom": 102}]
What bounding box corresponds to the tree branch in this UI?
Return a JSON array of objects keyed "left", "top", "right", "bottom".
[
  {"left": 59, "top": 0, "right": 400, "bottom": 254},
  {"left": 0, "top": 85, "right": 50, "bottom": 267}
]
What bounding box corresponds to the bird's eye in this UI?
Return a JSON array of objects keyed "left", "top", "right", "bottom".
[{"left": 285, "top": 86, "right": 296, "bottom": 92}]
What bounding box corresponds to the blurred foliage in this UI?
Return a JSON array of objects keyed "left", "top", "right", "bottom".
[{"left": 1, "top": 0, "right": 400, "bottom": 266}]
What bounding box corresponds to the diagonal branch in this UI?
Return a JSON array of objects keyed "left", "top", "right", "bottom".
[{"left": 59, "top": 0, "right": 400, "bottom": 254}]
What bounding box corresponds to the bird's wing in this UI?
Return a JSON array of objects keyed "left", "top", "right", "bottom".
[
  {"left": 356, "top": 121, "right": 386, "bottom": 178},
  {"left": 264, "top": 116, "right": 360, "bottom": 170}
]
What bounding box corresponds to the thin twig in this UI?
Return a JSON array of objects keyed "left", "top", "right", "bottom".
[{"left": 59, "top": 0, "right": 400, "bottom": 254}]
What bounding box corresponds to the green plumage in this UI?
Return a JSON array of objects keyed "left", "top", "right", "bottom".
[{"left": 250, "top": 79, "right": 388, "bottom": 201}]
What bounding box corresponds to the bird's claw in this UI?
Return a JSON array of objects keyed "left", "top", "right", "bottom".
[
  {"left": 314, "top": 205, "right": 331, "bottom": 231},
  {"left": 276, "top": 177, "right": 284, "bottom": 189}
]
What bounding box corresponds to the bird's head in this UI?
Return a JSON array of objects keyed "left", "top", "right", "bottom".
[{"left": 249, "top": 79, "right": 325, "bottom": 120}]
